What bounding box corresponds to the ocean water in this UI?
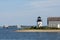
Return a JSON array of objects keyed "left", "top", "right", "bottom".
[{"left": 0, "top": 28, "right": 60, "bottom": 40}]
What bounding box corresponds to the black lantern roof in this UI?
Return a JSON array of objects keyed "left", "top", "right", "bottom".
[
  {"left": 38, "top": 16, "right": 41, "bottom": 18},
  {"left": 37, "top": 16, "right": 42, "bottom": 22}
]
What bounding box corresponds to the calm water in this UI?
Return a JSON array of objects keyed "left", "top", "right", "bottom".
[{"left": 0, "top": 28, "right": 60, "bottom": 40}]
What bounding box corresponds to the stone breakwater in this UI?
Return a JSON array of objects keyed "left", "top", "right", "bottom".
[{"left": 15, "top": 30, "right": 60, "bottom": 32}]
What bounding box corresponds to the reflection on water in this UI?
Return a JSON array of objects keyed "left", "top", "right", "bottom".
[{"left": 0, "top": 28, "right": 60, "bottom": 40}]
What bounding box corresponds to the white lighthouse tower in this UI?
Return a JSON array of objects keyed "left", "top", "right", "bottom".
[{"left": 37, "top": 16, "right": 42, "bottom": 27}]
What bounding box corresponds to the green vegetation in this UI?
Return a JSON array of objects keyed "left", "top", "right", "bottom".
[{"left": 24, "top": 26, "right": 60, "bottom": 30}]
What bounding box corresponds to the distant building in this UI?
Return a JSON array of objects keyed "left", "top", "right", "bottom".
[
  {"left": 37, "top": 16, "right": 42, "bottom": 27},
  {"left": 3, "top": 25, "right": 8, "bottom": 28},
  {"left": 47, "top": 17, "right": 60, "bottom": 28},
  {"left": 17, "top": 25, "right": 21, "bottom": 28}
]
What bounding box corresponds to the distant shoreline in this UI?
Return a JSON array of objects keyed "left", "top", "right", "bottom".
[{"left": 15, "top": 30, "right": 60, "bottom": 32}]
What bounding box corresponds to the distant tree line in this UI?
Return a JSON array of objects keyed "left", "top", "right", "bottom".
[{"left": 29, "top": 26, "right": 60, "bottom": 30}]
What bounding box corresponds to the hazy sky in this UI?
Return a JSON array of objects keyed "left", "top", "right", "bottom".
[{"left": 0, "top": 0, "right": 60, "bottom": 26}]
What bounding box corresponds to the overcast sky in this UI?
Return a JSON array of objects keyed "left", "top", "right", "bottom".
[{"left": 0, "top": 0, "right": 60, "bottom": 26}]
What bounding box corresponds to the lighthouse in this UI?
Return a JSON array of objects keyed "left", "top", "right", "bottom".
[{"left": 37, "top": 16, "right": 42, "bottom": 27}]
